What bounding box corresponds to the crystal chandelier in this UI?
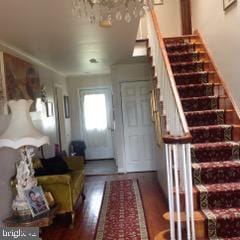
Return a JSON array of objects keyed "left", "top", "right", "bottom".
[{"left": 72, "top": 0, "right": 147, "bottom": 26}]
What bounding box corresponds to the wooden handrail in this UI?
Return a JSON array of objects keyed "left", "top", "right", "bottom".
[
  {"left": 163, "top": 133, "right": 192, "bottom": 144},
  {"left": 146, "top": 1, "right": 190, "bottom": 136}
]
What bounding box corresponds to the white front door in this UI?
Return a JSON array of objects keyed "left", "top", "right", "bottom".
[
  {"left": 79, "top": 88, "right": 114, "bottom": 160},
  {"left": 121, "top": 81, "right": 156, "bottom": 172}
]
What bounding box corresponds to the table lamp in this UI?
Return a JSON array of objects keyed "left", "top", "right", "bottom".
[{"left": 0, "top": 99, "right": 49, "bottom": 215}]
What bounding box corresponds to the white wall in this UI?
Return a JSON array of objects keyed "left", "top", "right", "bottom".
[
  {"left": 111, "top": 62, "right": 152, "bottom": 172},
  {"left": 137, "top": 0, "right": 182, "bottom": 39},
  {"left": 67, "top": 74, "right": 112, "bottom": 141},
  {"left": 155, "top": 0, "right": 182, "bottom": 37},
  {"left": 191, "top": 0, "right": 240, "bottom": 108},
  {"left": 0, "top": 45, "right": 69, "bottom": 225}
]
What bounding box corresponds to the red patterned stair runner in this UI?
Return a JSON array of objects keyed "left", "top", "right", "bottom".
[
  {"left": 164, "top": 38, "right": 240, "bottom": 239},
  {"left": 95, "top": 179, "right": 149, "bottom": 240}
]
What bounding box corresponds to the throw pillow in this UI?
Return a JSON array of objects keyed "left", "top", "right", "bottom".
[{"left": 35, "top": 155, "right": 70, "bottom": 176}]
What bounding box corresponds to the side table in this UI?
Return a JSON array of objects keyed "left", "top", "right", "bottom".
[{"left": 3, "top": 204, "right": 59, "bottom": 229}]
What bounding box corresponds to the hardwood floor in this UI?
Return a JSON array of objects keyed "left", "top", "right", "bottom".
[
  {"left": 41, "top": 172, "right": 169, "bottom": 240},
  {"left": 85, "top": 159, "right": 117, "bottom": 176}
]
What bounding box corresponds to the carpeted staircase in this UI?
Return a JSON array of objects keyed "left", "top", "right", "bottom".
[{"left": 164, "top": 36, "right": 240, "bottom": 239}]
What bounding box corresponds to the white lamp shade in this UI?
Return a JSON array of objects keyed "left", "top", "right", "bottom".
[{"left": 0, "top": 99, "right": 49, "bottom": 149}]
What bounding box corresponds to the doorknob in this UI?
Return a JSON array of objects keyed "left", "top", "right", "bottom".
[{"left": 108, "top": 127, "right": 114, "bottom": 132}]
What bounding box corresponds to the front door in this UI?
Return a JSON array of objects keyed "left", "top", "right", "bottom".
[
  {"left": 121, "top": 81, "right": 156, "bottom": 172},
  {"left": 79, "top": 88, "right": 114, "bottom": 160}
]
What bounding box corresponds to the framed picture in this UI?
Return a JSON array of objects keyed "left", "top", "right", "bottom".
[
  {"left": 46, "top": 101, "right": 54, "bottom": 117},
  {"left": 25, "top": 186, "right": 49, "bottom": 217},
  {"left": 0, "top": 52, "right": 41, "bottom": 112},
  {"left": 223, "top": 0, "right": 237, "bottom": 10},
  {"left": 154, "top": 0, "right": 163, "bottom": 5},
  {"left": 64, "top": 96, "right": 70, "bottom": 118}
]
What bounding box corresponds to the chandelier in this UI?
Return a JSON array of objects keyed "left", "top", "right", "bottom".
[{"left": 72, "top": 0, "right": 148, "bottom": 26}]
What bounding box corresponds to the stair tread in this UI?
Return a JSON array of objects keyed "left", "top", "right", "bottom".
[
  {"left": 174, "top": 70, "right": 213, "bottom": 76},
  {"left": 181, "top": 95, "right": 218, "bottom": 101},
  {"left": 178, "top": 83, "right": 213, "bottom": 88},
  {"left": 192, "top": 141, "right": 239, "bottom": 149},
  {"left": 185, "top": 109, "right": 224, "bottom": 115},
  {"left": 171, "top": 60, "right": 207, "bottom": 66},
  {"left": 166, "top": 42, "right": 195, "bottom": 47},
  {"left": 196, "top": 182, "right": 240, "bottom": 193},
  {"left": 189, "top": 124, "right": 232, "bottom": 130},
  {"left": 203, "top": 207, "right": 240, "bottom": 219},
  {"left": 168, "top": 50, "right": 202, "bottom": 56},
  {"left": 192, "top": 160, "right": 240, "bottom": 170}
]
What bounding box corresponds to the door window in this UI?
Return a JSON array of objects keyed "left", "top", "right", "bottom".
[{"left": 83, "top": 93, "right": 107, "bottom": 131}]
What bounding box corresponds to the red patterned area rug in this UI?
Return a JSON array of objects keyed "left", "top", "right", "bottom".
[{"left": 95, "top": 179, "right": 149, "bottom": 240}]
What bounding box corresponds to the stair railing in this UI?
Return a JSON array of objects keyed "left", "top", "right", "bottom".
[{"left": 146, "top": 3, "right": 196, "bottom": 240}]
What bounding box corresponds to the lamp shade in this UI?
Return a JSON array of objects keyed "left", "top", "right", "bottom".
[{"left": 0, "top": 99, "right": 49, "bottom": 149}]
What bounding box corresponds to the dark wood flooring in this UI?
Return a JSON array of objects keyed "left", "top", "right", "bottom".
[{"left": 41, "top": 172, "right": 169, "bottom": 240}]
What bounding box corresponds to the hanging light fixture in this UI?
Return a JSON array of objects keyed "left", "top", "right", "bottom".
[{"left": 72, "top": 0, "right": 148, "bottom": 26}]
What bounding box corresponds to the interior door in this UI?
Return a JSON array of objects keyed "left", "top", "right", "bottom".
[
  {"left": 79, "top": 88, "right": 114, "bottom": 160},
  {"left": 121, "top": 81, "right": 156, "bottom": 172}
]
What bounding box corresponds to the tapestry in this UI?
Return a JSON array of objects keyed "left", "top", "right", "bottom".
[{"left": 3, "top": 53, "right": 40, "bottom": 110}]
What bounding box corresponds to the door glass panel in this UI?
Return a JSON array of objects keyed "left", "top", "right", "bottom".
[{"left": 83, "top": 94, "right": 107, "bottom": 131}]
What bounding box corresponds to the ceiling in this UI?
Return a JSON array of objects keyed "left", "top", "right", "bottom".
[{"left": 0, "top": 1, "right": 140, "bottom": 76}]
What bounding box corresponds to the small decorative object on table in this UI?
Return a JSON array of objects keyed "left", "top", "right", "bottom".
[{"left": 25, "top": 186, "right": 49, "bottom": 217}]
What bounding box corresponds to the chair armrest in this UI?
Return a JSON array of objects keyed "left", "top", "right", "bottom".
[
  {"left": 11, "top": 174, "right": 72, "bottom": 188},
  {"left": 37, "top": 174, "right": 71, "bottom": 185},
  {"left": 64, "top": 156, "right": 84, "bottom": 171}
]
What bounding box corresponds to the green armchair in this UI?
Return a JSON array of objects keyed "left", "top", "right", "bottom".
[
  {"left": 11, "top": 155, "right": 85, "bottom": 224},
  {"left": 36, "top": 156, "right": 85, "bottom": 223}
]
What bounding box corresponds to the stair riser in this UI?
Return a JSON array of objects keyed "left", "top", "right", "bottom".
[
  {"left": 164, "top": 35, "right": 199, "bottom": 44},
  {"left": 166, "top": 44, "right": 196, "bottom": 53},
  {"left": 191, "top": 144, "right": 240, "bottom": 163},
  {"left": 193, "top": 165, "right": 240, "bottom": 185},
  {"left": 207, "top": 217, "right": 240, "bottom": 239},
  {"left": 165, "top": 43, "right": 204, "bottom": 53},
  {"left": 178, "top": 84, "right": 213, "bottom": 98},
  {"left": 190, "top": 126, "right": 232, "bottom": 144},
  {"left": 172, "top": 62, "right": 208, "bottom": 74},
  {"left": 168, "top": 52, "right": 200, "bottom": 63},
  {"left": 186, "top": 110, "right": 225, "bottom": 127},
  {"left": 182, "top": 97, "right": 218, "bottom": 112}
]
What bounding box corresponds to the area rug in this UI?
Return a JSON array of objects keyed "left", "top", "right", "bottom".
[{"left": 95, "top": 179, "right": 149, "bottom": 240}]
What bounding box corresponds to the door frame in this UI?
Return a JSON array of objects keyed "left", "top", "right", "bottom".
[
  {"left": 78, "top": 85, "right": 115, "bottom": 160},
  {"left": 54, "top": 84, "right": 67, "bottom": 153}
]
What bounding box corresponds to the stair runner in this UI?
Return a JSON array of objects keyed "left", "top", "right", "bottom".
[{"left": 165, "top": 39, "right": 240, "bottom": 239}]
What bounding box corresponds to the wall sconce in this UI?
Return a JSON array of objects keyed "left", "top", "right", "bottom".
[{"left": 40, "top": 85, "right": 48, "bottom": 103}]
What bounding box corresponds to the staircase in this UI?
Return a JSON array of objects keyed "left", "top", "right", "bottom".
[{"left": 161, "top": 35, "right": 240, "bottom": 239}]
